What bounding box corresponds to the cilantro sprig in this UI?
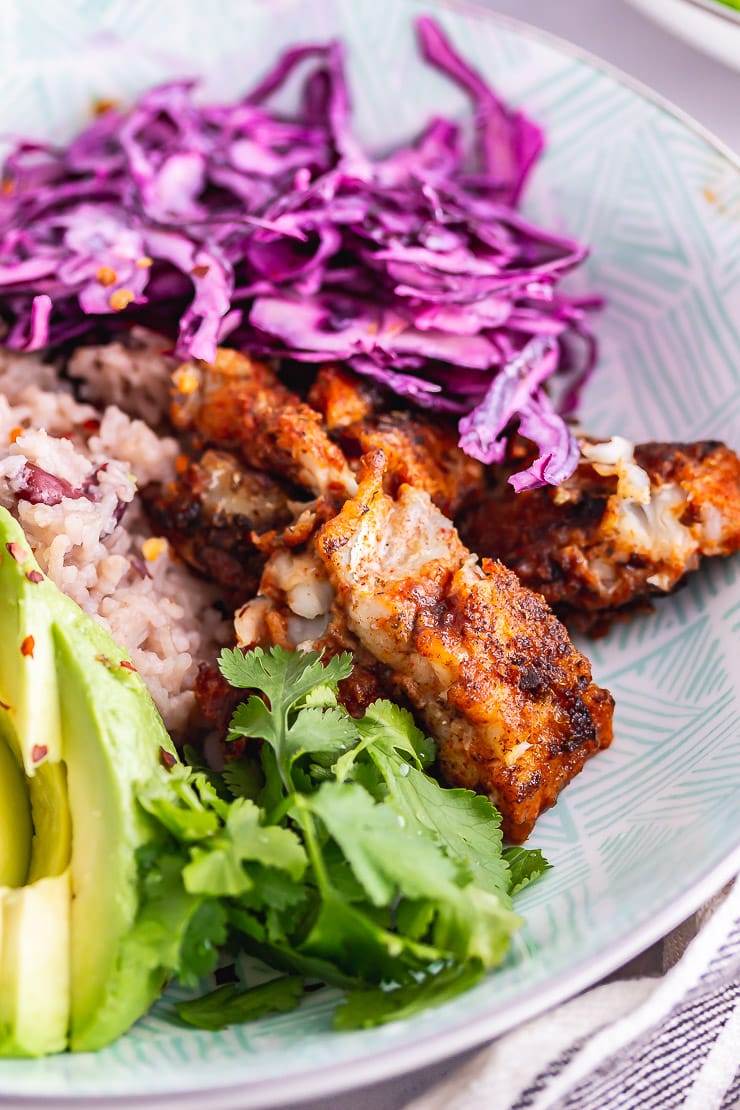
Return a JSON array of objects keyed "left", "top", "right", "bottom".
[{"left": 136, "top": 646, "right": 549, "bottom": 1032}]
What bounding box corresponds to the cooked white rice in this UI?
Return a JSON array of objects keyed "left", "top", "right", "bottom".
[
  {"left": 68, "top": 326, "right": 176, "bottom": 428},
  {"left": 0, "top": 335, "right": 228, "bottom": 734}
]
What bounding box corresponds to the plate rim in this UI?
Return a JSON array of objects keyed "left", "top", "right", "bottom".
[
  {"left": 434, "top": 0, "right": 739, "bottom": 163},
  {"left": 0, "top": 0, "right": 738, "bottom": 1105},
  {"left": 624, "top": 0, "right": 740, "bottom": 71}
]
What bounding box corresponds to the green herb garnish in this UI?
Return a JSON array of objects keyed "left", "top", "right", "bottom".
[{"left": 138, "top": 646, "right": 549, "bottom": 1032}]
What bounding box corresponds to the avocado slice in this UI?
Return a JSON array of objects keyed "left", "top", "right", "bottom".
[
  {"left": 0, "top": 516, "right": 72, "bottom": 1056},
  {"left": 0, "top": 522, "right": 71, "bottom": 881},
  {"left": 0, "top": 875, "right": 70, "bottom": 1057},
  {"left": 0, "top": 735, "right": 31, "bottom": 888},
  {"left": 52, "top": 612, "right": 181, "bottom": 1052},
  {"left": 0, "top": 507, "right": 195, "bottom": 1056},
  {"left": 0, "top": 526, "right": 62, "bottom": 769}
]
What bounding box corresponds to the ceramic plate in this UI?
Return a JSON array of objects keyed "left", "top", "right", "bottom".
[
  {"left": 625, "top": 0, "right": 740, "bottom": 73},
  {"left": 0, "top": 1, "right": 738, "bottom": 1106}
]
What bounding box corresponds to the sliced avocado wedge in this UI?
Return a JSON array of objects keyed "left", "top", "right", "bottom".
[
  {"left": 0, "top": 735, "right": 31, "bottom": 888},
  {"left": 52, "top": 618, "right": 178, "bottom": 1052},
  {"left": 0, "top": 874, "right": 70, "bottom": 1057},
  {"left": 25, "top": 762, "right": 71, "bottom": 883},
  {"left": 0, "top": 525, "right": 62, "bottom": 769},
  {"left": 0, "top": 520, "right": 71, "bottom": 880},
  {"left": 0, "top": 512, "right": 72, "bottom": 1056}
]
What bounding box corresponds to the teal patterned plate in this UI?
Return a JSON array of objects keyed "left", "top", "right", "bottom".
[{"left": 0, "top": 1, "right": 738, "bottom": 1106}]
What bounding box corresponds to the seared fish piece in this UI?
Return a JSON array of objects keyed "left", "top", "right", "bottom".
[
  {"left": 308, "top": 364, "right": 485, "bottom": 518},
  {"left": 316, "top": 451, "right": 614, "bottom": 841},
  {"left": 237, "top": 450, "right": 614, "bottom": 841},
  {"left": 146, "top": 448, "right": 294, "bottom": 595},
  {"left": 172, "top": 354, "right": 483, "bottom": 518},
  {"left": 337, "top": 409, "right": 484, "bottom": 519},
  {"left": 306, "top": 363, "right": 383, "bottom": 431},
  {"left": 460, "top": 436, "right": 740, "bottom": 624},
  {"left": 170, "top": 348, "right": 357, "bottom": 500}
]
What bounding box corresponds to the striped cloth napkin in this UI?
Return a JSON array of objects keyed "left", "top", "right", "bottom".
[{"left": 406, "top": 878, "right": 740, "bottom": 1110}]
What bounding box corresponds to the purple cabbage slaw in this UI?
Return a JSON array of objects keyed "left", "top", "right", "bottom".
[{"left": 0, "top": 16, "right": 598, "bottom": 489}]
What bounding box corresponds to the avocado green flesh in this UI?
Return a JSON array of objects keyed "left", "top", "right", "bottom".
[
  {"left": 0, "top": 874, "right": 70, "bottom": 1058},
  {"left": 0, "top": 507, "right": 184, "bottom": 1056},
  {"left": 0, "top": 873, "right": 71, "bottom": 1058},
  {"left": 25, "top": 762, "right": 72, "bottom": 883},
  {"left": 0, "top": 711, "right": 70, "bottom": 883},
  {"left": 0, "top": 534, "right": 63, "bottom": 771},
  {"left": 0, "top": 514, "right": 74, "bottom": 1057},
  {"left": 52, "top": 616, "right": 178, "bottom": 1052},
  {"left": 0, "top": 734, "right": 31, "bottom": 888}
]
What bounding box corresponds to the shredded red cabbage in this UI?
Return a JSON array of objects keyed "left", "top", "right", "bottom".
[{"left": 0, "top": 16, "right": 598, "bottom": 488}]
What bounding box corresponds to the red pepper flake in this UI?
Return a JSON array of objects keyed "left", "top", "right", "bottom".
[
  {"left": 191, "top": 264, "right": 210, "bottom": 278},
  {"left": 9, "top": 425, "right": 24, "bottom": 444},
  {"left": 31, "top": 744, "right": 48, "bottom": 764},
  {"left": 25, "top": 570, "right": 44, "bottom": 584},
  {"left": 20, "top": 635, "right": 35, "bottom": 658},
  {"left": 6, "top": 541, "right": 29, "bottom": 563},
  {"left": 1, "top": 177, "right": 13, "bottom": 195},
  {"left": 81, "top": 417, "right": 101, "bottom": 434},
  {"left": 119, "top": 660, "right": 137, "bottom": 672},
  {"left": 159, "top": 747, "right": 177, "bottom": 770}
]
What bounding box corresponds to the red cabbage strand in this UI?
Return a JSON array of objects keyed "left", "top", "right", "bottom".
[{"left": 0, "top": 17, "right": 599, "bottom": 489}]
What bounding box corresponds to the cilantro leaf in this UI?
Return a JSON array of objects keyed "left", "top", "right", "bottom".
[
  {"left": 438, "top": 884, "right": 521, "bottom": 967},
  {"left": 138, "top": 770, "right": 221, "bottom": 841},
  {"left": 240, "top": 935, "right": 363, "bottom": 990},
  {"left": 224, "top": 798, "right": 307, "bottom": 880},
  {"left": 178, "top": 901, "right": 229, "bottom": 985},
  {"left": 334, "top": 699, "right": 434, "bottom": 783},
  {"left": 299, "top": 782, "right": 520, "bottom": 970},
  {"left": 183, "top": 843, "right": 254, "bottom": 897},
  {"left": 228, "top": 696, "right": 278, "bottom": 746},
  {"left": 223, "top": 647, "right": 358, "bottom": 789},
  {"left": 182, "top": 798, "right": 306, "bottom": 897},
  {"left": 176, "top": 976, "right": 304, "bottom": 1031},
  {"left": 334, "top": 961, "right": 486, "bottom": 1030},
  {"left": 221, "top": 757, "right": 263, "bottom": 801},
  {"left": 302, "top": 684, "right": 338, "bottom": 708},
  {"left": 503, "top": 846, "right": 551, "bottom": 895},
  {"left": 238, "top": 867, "right": 310, "bottom": 943},
  {"left": 335, "top": 700, "right": 510, "bottom": 900},
  {"left": 358, "top": 700, "right": 436, "bottom": 768},
  {"left": 219, "top": 645, "right": 352, "bottom": 706},
  {"left": 284, "top": 705, "right": 359, "bottom": 764},
  {"left": 297, "top": 888, "right": 442, "bottom": 984},
  {"left": 374, "top": 759, "right": 510, "bottom": 900},
  {"left": 122, "top": 851, "right": 207, "bottom": 987},
  {"left": 199, "top": 645, "right": 551, "bottom": 1031},
  {"left": 303, "top": 781, "right": 460, "bottom": 907}
]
